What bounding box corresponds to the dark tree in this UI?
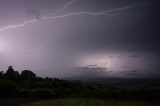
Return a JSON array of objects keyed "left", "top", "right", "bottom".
[
  {"left": 0, "top": 71, "right": 4, "bottom": 78},
  {"left": 20, "top": 70, "right": 36, "bottom": 80},
  {"left": 4, "top": 66, "right": 20, "bottom": 80}
]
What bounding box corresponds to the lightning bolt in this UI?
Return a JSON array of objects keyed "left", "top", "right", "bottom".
[
  {"left": 0, "top": 0, "right": 76, "bottom": 32},
  {"left": 0, "top": 19, "right": 37, "bottom": 32},
  {"left": 0, "top": 0, "right": 154, "bottom": 32},
  {"left": 43, "top": 0, "right": 76, "bottom": 18}
]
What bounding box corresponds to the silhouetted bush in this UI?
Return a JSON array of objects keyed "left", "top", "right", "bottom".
[
  {"left": 0, "top": 79, "right": 17, "bottom": 97},
  {"left": 0, "top": 71, "right": 4, "bottom": 79},
  {"left": 18, "top": 89, "right": 32, "bottom": 97},
  {"left": 0, "top": 66, "right": 160, "bottom": 101},
  {"left": 30, "top": 89, "right": 55, "bottom": 99},
  {"left": 20, "top": 70, "right": 36, "bottom": 80}
]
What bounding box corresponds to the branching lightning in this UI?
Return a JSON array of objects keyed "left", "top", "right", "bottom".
[
  {"left": 43, "top": 0, "right": 76, "bottom": 18},
  {"left": 0, "top": 0, "right": 154, "bottom": 32}
]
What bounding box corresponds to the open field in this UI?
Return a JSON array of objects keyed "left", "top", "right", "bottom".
[
  {"left": 0, "top": 98, "right": 36, "bottom": 106},
  {"left": 22, "top": 98, "right": 160, "bottom": 106}
]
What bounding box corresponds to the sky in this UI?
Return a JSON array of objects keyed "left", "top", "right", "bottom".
[{"left": 0, "top": 0, "right": 160, "bottom": 78}]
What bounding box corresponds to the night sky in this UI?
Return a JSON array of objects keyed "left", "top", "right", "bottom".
[{"left": 0, "top": 0, "right": 160, "bottom": 78}]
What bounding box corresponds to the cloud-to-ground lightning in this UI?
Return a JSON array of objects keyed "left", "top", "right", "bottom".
[{"left": 0, "top": 0, "right": 155, "bottom": 32}]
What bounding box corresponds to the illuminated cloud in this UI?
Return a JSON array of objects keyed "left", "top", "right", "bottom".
[{"left": 0, "top": 0, "right": 160, "bottom": 78}]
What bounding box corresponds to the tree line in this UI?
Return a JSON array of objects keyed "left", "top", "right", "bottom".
[
  {"left": 0, "top": 66, "right": 36, "bottom": 81},
  {"left": 0, "top": 66, "right": 160, "bottom": 102}
]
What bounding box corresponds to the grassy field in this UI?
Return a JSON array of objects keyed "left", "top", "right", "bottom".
[{"left": 22, "top": 98, "right": 159, "bottom": 106}]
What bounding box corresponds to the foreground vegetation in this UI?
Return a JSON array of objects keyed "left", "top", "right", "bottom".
[
  {"left": 22, "top": 98, "right": 159, "bottom": 106},
  {"left": 0, "top": 66, "right": 160, "bottom": 106}
]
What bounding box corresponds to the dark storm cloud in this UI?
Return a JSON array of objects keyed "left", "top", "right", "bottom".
[
  {"left": 62, "top": 0, "right": 160, "bottom": 53},
  {"left": 129, "top": 55, "right": 139, "bottom": 58},
  {"left": 119, "top": 70, "right": 137, "bottom": 74},
  {"left": 126, "top": 73, "right": 160, "bottom": 78},
  {"left": 121, "top": 65, "right": 136, "bottom": 69},
  {"left": 126, "top": 73, "right": 146, "bottom": 77},
  {"left": 86, "top": 65, "right": 98, "bottom": 67},
  {"left": 66, "top": 66, "right": 107, "bottom": 78},
  {"left": 69, "top": 10, "right": 159, "bottom": 52},
  {"left": 118, "top": 70, "right": 147, "bottom": 77}
]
